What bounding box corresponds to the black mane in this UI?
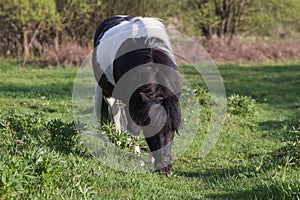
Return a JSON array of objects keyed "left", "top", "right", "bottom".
[{"left": 93, "top": 16, "right": 133, "bottom": 47}]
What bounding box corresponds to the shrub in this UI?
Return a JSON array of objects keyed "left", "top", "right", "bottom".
[
  {"left": 0, "top": 112, "right": 90, "bottom": 157},
  {"left": 44, "top": 119, "right": 90, "bottom": 157},
  {"left": 227, "top": 93, "right": 256, "bottom": 116}
]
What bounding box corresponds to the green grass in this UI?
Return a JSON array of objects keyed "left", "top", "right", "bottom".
[
  {"left": 0, "top": 60, "right": 300, "bottom": 199},
  {"left": 0, "top": 62, "right": 76, "bottom": 121}
]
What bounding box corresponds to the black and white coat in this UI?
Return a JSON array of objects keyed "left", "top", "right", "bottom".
[{"left": 92, "top": 16, "right": 180, "bottom": 173}]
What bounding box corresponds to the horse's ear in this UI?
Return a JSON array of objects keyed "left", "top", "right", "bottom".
[
  {"left": 140, "top": 92, "right": 164, "bottom": 103},
  {"left": 140, "top": 92, "right": 150, "bottom": 103}
]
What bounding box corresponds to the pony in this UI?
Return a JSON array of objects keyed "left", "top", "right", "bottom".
[{"left": 92, "top": 16, "right": 181, "bottom": 173}]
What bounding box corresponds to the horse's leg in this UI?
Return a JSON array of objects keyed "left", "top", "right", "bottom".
[
  {"left": 100, "top": 96, "right": 111, "bottom": 125},
  {"left": 147, "top": 147, "right": 155, "bottom": 164},
  {"left": 94, "top": 85, "right": 102, "bottom": 121},
  {"left": 106, "top": 97, "right": 123, "bottom": 132}
]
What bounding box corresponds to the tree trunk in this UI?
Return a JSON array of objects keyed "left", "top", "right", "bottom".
[
  {"left": 54, "top": 29, "right": 60, "bottom": 53},
  {"left": 23, "top": 30, "right": 30, "bottom": 66},
  {"left": 217, "top": 19, "right": 226, "bottom": 38},
  {"left": 229, "top": 0, "right": 249, "bottom": 42},
  {"left": 54, "top": 29, "right": 60, "bottom": 66},
  {"left": 201, "top": 24, "right": 213, "bottom": 40}
]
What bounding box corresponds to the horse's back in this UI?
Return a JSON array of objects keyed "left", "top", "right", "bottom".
[{"left": 93, "top": 16, "right": 174, "bottom": 85}]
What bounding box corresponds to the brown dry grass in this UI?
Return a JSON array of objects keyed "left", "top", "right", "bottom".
[
  {"left": 38, "top": 43, "right": 90, "bottom": 67},
  {"left": 204, "top": 36, "right": 300, "bottom": 62},
  {"left": 31, "top": 36, "right": 300, "bottom": 67}
]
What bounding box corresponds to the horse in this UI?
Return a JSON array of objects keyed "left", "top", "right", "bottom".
[{"left": 92, "top": 16, "right": 181, "bottom": 173}]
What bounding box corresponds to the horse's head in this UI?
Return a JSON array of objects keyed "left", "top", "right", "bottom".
[{"left": 129, "top": 81, "right": 180, "bottom": 173}]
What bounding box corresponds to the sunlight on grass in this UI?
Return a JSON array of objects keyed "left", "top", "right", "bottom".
[{"left": 0, "top": 61, "right": 299, "bottom": 199}]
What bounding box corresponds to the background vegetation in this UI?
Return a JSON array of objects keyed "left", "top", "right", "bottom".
[{"left": 1, "top": 0, "right": 300, "bottom": 64}]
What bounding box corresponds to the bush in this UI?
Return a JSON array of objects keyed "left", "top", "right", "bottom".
[
  {"left": 0, "top": 112, "right": 90, "bottom": 157},
  {"left": 44, "top": 119, "right": 90, "bottom": 157},
  {"left": 227, "top": 94, "right": 256, "bottom": 116},
  {"left": 193, "top": 86, "right": 257, "bottom": 118}
]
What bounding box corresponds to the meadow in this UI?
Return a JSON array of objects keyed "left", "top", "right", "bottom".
[{"left": 0, "top": 60, "right": 299, "bottom": 199}]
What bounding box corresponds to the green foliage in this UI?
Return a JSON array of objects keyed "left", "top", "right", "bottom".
[
  {"left": 0, "top": 112, "right": 93, "bottom": 198},
  {"left": 0, "top": 112, "right": 90, "bottom": 157},
  {"left": 273, "top": 119, "right": 300, "bottom": 166},
  {"left": 177, "top": 0, "right": 219, "bottom": 37},
  {"left": 176, "top": 0, "right": 300, "bottom": 39},
  {"left": 227, "top": 93, "right": 256, "bottom": 116},
  {"left": 242, "top": 0, "right": 300, "bottom": 37},
  {"left": 57, "top": 0, "right": 102, "bottom": 45},
  {"left": 193, "top": 86, "right": 257, "bottom": 117},
  {"left": 288, "top": 122, "right": 300, "bottom": 148},
  {"left": 0, "top": 0, "right": 60, "bottom": 31},
  {"left": 192, "top": 85, "right": 213, "bottom": 124},
  {"left": 193, "top": 85, "right": 211, "bottom": 106},
  {"left": 100, "top": 123, "right": 147, "bottom": 153},
  {"left": 44, "top": 119, "right": 90, "bottom": 156},
  {"left": 1, "top": 0, "right": 300, "bottom": 59}
]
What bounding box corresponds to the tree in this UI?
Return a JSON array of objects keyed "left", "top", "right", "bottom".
[
  {"left": 177, "top": 0, "right": 300, "bottom": 42},
  {"left": 56, "top": 0, "right": 102, "bottom": 46},
  {"left": 177, "top": 0, "right": 219, "bottom": 39},
  {"left": 213, "top": 0, "right": 250, "bottom": 40},
  {"left": 0, "top": 0, "right": 60, "bottom": 61},
  {"left": 178, "top": 0, "right": 250, "bottom": 41},
  {"left": 241, "top": 0, "right": 300, "bottom": 38}
]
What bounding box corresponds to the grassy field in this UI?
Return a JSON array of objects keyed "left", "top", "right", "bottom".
[{"left": 0, "top": 60, "right": 299, "bottom": 199}]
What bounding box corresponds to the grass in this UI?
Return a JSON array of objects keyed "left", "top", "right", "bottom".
[{"left": 0, "top": 60, "right": 300, "bottom": 199}]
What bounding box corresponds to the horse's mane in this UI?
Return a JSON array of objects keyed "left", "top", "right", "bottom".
[{"left": 126, "top": 49, "right": 181, "bottom": 134}]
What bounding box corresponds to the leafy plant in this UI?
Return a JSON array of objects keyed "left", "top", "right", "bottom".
[
  {"left": 0, "top": 112, "right": 90, "bottom": 157},
  {"left": 43, "top": 119, "right": 91, "bottom": 157},
  {"left": 227, "top": 93, "right": 256, "bottom": 116},
  {"left": 100, "top": 123, "right": 147, "bottom": 153},
  {"left": 274, "top": 119, "right": 300, "bottom": 166},
  {"left": 193, "top": 85, "right": 211, "bottom": 107}
]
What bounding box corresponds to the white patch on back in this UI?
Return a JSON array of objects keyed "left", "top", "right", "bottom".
[
  {"left": 131, "top": 23, "right": 139, "bottom": 37},
  {"left": 94, "top": 16, "right": 175, "bottom": 86}
]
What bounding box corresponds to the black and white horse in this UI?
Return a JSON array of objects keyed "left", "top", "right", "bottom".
[{"left": 92, "top": 16, "right": 180, "bottom": 173}]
